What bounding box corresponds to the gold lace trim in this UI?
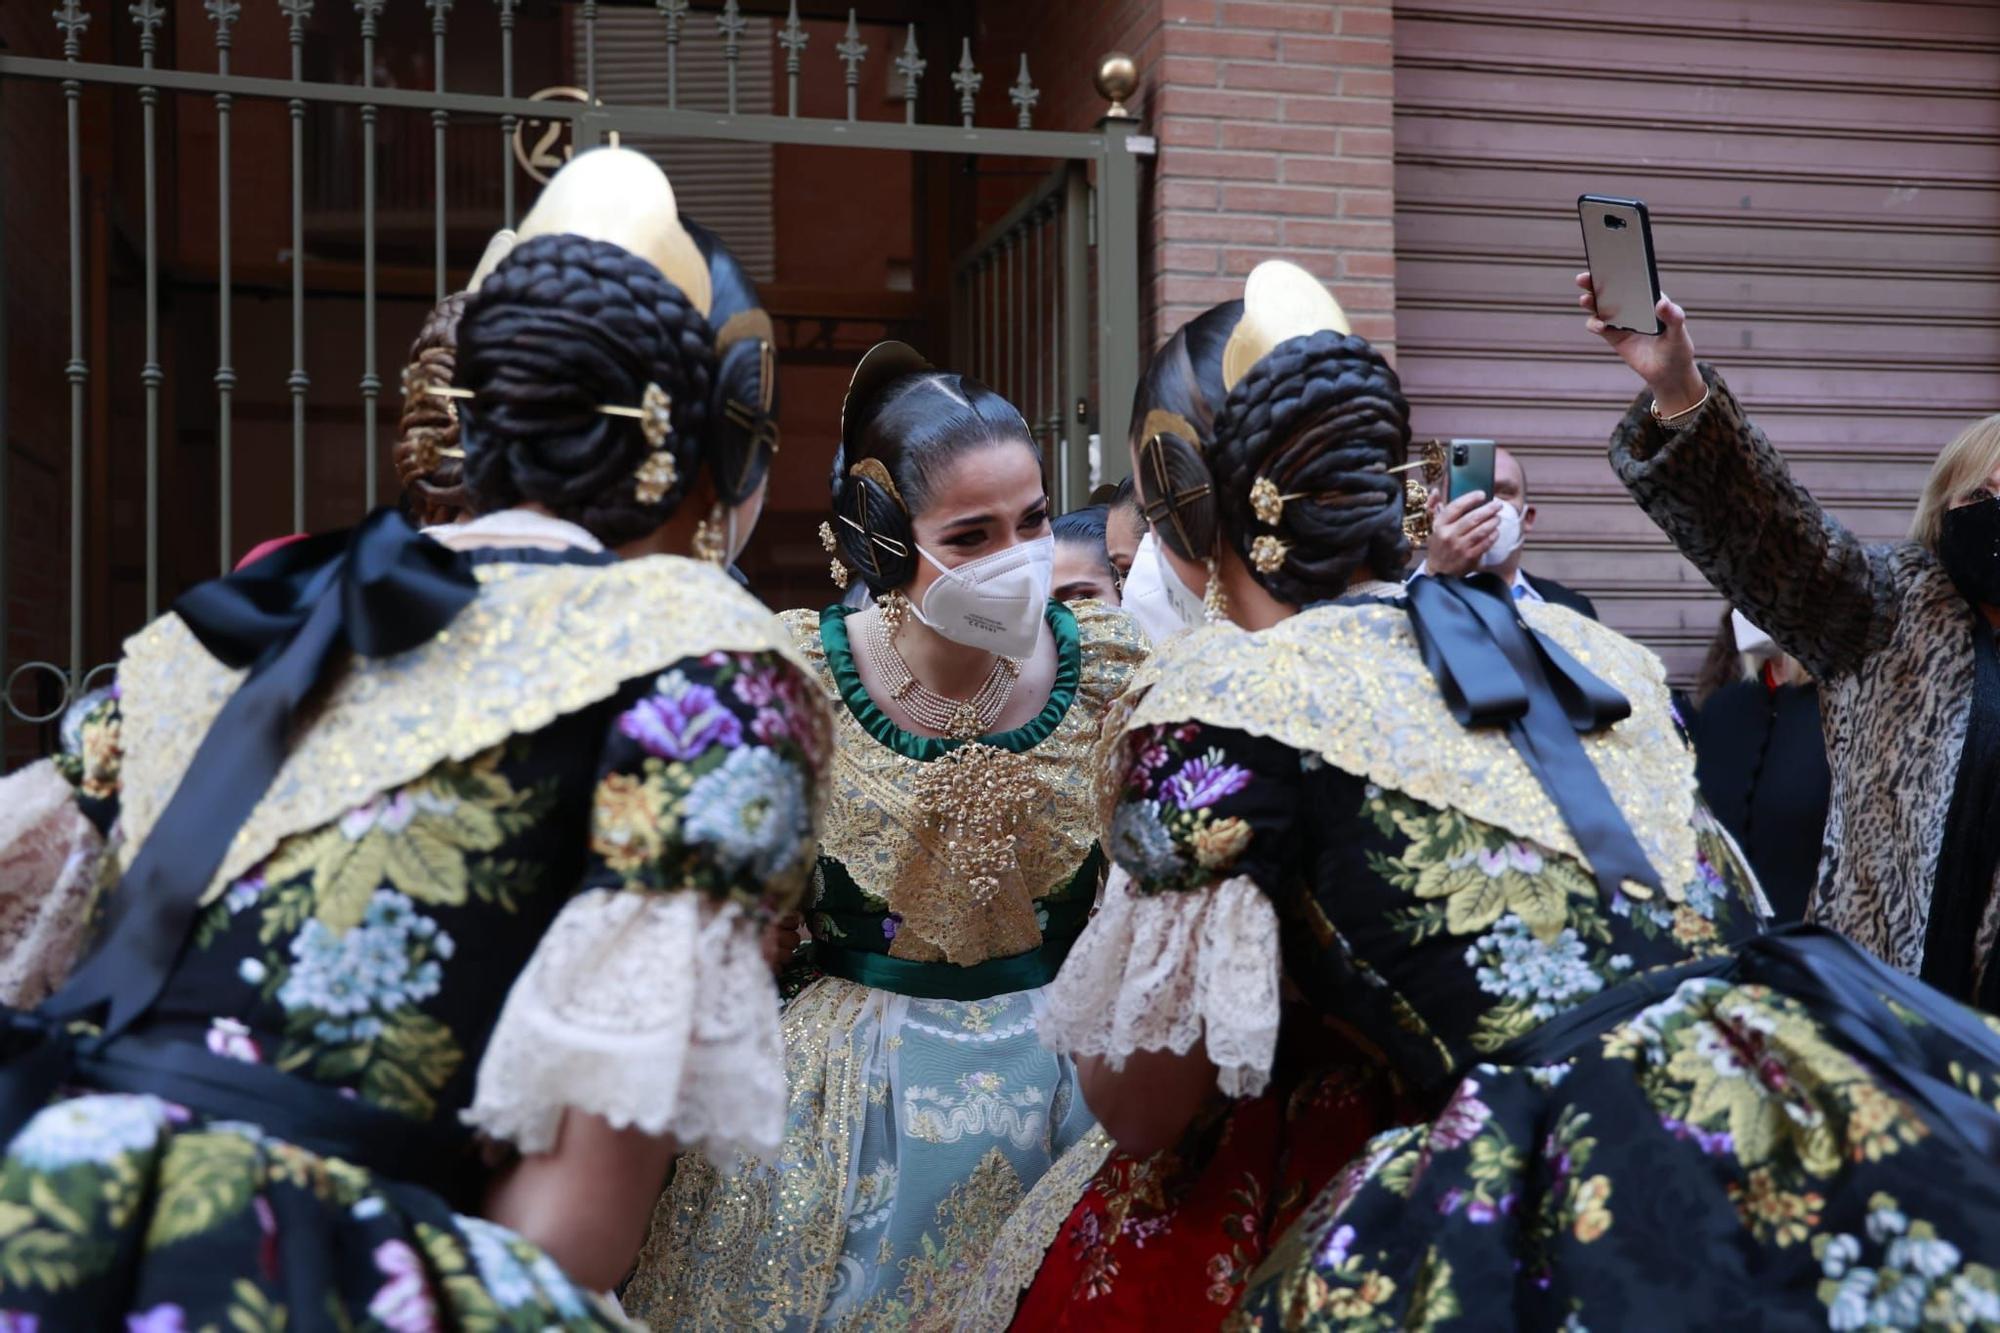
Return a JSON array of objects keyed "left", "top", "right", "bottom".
[
  {"left": 788, "top": 601, "right": 1147, "bottom": 966},
  {"left": 115, "top": 556, "right": 829, "bottom": 905},
  {"left": 957, "top": 1125, "right": 1114, "bottom": 1332},
  {"left": 627, "top": 976, "right": 877, "bottom": 1325},
  {"left": 1100, "top": 601, "right": 1697, "bottom": 898}
]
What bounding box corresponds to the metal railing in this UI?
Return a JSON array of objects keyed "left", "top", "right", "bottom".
[{"left": 0, "top": 1, "right": 1148, "bottom": 744}]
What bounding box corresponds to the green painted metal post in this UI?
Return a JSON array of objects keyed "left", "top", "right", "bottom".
[
  {"left": 1094, "top": 113, "right": 1140, "bottom": 490},
  {"left": 1059, "top": 161, "right": 1089, "bottom": 513}
]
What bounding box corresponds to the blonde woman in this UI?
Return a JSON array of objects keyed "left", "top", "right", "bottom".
[{"left": 1583, "top": 273, "right": 2000, "bottom": 1008}]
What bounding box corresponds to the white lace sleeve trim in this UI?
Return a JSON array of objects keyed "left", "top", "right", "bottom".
[
  {"left": 1039, "top": 865, "right": 1280, "bottom": 1097},
  {"left": 0, "top": 759, "right": 105, "bottom": 1008},
  {"left": 464, "top": 888, "right": 784, "bottom": 1160}
]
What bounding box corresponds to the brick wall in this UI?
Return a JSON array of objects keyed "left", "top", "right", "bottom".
[{"left": 1148, "top": 0, "right": 1396, "bottom": 356}]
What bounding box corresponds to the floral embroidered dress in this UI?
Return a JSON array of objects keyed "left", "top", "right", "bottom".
[
  {"left": 0, "top": 532, "right": 829, "bottom": 1330},
  {"left": 1035, "top": 589, "right": 2000, "bottom": 1331},
  {"left": 626, "top": 598, "right": 1145, "bottom": 1330}
]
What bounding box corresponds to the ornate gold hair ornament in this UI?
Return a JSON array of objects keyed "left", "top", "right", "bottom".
[
  {"left": 1221, "top": 259, "right": 1351, "bottom": 392},
  {"left": 424, "top": 379, "right": 678, "bottom": 501},
  {"left": 1395, "top": 441, "right": 1447, "bottom": 547},
  {"left": 513, "top": 147, "right": 714, "bottom": 317},
  {"left": 1141, "top": 408, "right": 1199, "bottom": 451}
]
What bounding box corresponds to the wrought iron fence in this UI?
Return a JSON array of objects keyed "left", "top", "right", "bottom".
[{"left": 0, "top": 0, "right": 1149, "bottom": 742}]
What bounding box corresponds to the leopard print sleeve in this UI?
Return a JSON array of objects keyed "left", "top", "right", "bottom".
[{"left": 1608, "top": 365, "right": 1904, "bottom": 683}]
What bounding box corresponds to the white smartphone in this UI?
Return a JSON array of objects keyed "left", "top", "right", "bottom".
[{"left": 1577, "top": 195, "right": 1662, "bottom": 336}]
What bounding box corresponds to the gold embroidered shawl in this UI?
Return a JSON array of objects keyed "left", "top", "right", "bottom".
[
  {"left": 115, "top": 555, "right": 827, "bottom": 904},
  {"left": 784, "top": 601, "right": 1147, "bottom": 966},
  {"left": 1100, "top": 600, "right": 1699, "bottom": 897}
]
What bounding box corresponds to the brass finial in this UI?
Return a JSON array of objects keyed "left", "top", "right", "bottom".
[{"left": 1095, "top": 51, "right": 1138, "bottom": 119}]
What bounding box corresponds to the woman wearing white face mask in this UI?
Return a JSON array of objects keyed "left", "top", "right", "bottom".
[{"left": 630, "top": 342, "right": 1145, "bottom": 1328}]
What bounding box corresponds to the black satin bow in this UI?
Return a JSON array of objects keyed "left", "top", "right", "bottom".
[
  {"left": 1401, "top": 574, "right": 1664, "bottom": 900},
  {"left": 47, "top": 509, "right": 476, "bottom": 1038}
]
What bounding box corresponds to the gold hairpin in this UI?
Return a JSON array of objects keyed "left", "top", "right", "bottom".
[
  {"left": 837, "top": 513, "right": 909, "bottom": 558},
  {"left": 430, "top": 381, "right": 675, "bottom": 450},
  {"left": 1249, "top": 534, "right": 1289, "bottom": 574},
  {"left": 1249, "top": 475, "right": 1305, "bottom": 526}
]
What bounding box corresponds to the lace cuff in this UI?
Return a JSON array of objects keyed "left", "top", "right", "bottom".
[
  {"left": 0, "top": 759, "right": 106, "bottom": 1007},
  {"left": 1040, "top": 866, "right": 1280, "bottom": 1096},
  {"left": 464, "top": 888, "right": 784, "bottom": 1159}
]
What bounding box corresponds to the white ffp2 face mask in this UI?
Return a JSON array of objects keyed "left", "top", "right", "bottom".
[
  {"left": 911, "top": 533, "right": 1054, "bottom": 658},
  {"left": 1121, "top": 531, "right": 1206, "bottom": 644},
  {"left": 1478, "top": 501, "right": 1525, "bottom": 571}
]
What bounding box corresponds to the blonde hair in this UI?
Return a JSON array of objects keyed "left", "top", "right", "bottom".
[{"left": 1910, "top": 412, "right": 2000, "bottom": 549}]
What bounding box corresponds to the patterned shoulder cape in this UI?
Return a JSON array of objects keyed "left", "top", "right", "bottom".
[{"left": 116, "top": 555, "right": 824, "bottom": 904}]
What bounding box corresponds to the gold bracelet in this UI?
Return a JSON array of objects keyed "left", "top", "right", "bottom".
[{"left": 1651, "top": 384, "right": 1709, "bottom": 427}]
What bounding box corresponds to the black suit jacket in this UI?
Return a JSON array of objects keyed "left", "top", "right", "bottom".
[{"left": 1523, "top": 572, "right": 1598, "bottom": 621}]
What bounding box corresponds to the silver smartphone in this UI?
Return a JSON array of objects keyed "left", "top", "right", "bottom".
[{"left": 1577, "top": 195, "right": 1662, "bottom": 335}]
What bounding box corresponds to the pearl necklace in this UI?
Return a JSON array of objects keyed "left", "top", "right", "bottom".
[{"left": 863, "top": 599, "right": 1022, "bottom": 740}]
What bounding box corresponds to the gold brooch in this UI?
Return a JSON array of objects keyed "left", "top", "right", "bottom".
[
  {"left": 1249, "top": 476, "right": 1285, "bottom": 525},
  {"left": 1249, "top": 534, "right": 1289, "bottom": 574}
]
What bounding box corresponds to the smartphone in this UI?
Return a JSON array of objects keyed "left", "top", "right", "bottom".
[
  {"left": 1577, "top": 194, "right": 1662, "bottom": 335},
  {"left": 1446, "top": 439, "right": 1496, "bottom": 503}
]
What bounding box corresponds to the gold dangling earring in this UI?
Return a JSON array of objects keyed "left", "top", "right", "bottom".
[
  {"left": 692, "top": 504, "right": 729, "bottom": 566},
  {"left": 1203, "top": 557, "right": 1230, "bottom": 624}
]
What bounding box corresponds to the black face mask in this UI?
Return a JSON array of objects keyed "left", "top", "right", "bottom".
[{"left": 1938, "top": 494, "right": 2000, "bottom": 607}]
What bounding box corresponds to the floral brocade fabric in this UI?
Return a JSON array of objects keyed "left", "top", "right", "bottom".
[
  {"left": 0, "top": 549, "right": 825, "bottom": 1333},
  {"left": 1083, "top": 605, "right": 2000, "bottom": 1331},
  {"left": 1088, "top": 624, "right": 2000, "bottom": 1328}
]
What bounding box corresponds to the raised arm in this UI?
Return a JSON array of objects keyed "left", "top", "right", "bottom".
[{"left": 1580, "top": 277, "right": 1901, "bottom": 681}]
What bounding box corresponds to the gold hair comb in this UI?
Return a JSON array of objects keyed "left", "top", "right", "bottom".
[{"left": 1221, "top": 260, "right": 1351, "bottom": 392}]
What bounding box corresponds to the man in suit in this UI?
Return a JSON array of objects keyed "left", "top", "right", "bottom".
[{"left": 1415, "top": 445, "right": 1598, "bottom": 618}]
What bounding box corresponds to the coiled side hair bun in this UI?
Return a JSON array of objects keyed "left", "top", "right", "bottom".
[
  {"left": 1208, "top": 329, "right": 1411, "bottom": 603},
  {"left": 394, "top": 292, "right": 471, "bottom": 527},
  {"left": 1129, "top": 300, "right": 1241, "bottom": 562},
  {"left": 829, "top": 369, "right": 1035, "bottom": 596},
  {"left": 458, "top": 232, "right": 718, "bottom": 547}
]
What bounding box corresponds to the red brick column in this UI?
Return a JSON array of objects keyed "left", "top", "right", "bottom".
[{"left": 1148, "top": 0, "right": 1395, "bottom": 355}]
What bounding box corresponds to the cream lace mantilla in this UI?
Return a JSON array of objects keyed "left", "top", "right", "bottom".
[
  {"left": 1040, "top": 866, "right": 1281, "bottom": 1096},
  {"left": 115, "top": 555, "right": 825, "bottom": 904},
  {"left": 465, "top": 890, "right": 784, "bottom": 1159},
  {"left": 0, "top": 759, "right": 105, "bottom": 1007},
  {"left": 1098, "top": 599, "right": 1698, "bottom": 899},
  {"left": 785, "top": 601, "right": 1146, "bottom": 967}
]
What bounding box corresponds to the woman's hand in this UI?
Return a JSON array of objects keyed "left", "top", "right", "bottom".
[
  {"left": 762, "top": 911, "right": 803, "bottom": 972},
  {"left": 1576, "top": 273, "right": 1705, "bottom": 416}
]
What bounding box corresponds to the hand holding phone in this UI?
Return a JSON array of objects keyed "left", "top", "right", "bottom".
[{"left": 1577, "top": 195, "right": 1662, "bottom": 335}]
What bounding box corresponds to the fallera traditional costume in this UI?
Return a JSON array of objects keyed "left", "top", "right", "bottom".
[
  {"left": 0, "top": 511, "right": 829, "bottom": 1329},
  {"left": 1034, "top": 577, "right": 2000, "bottom": 1331},
  {"left": 626, "top": 598, "right": 1143, "bottom": 1329}
]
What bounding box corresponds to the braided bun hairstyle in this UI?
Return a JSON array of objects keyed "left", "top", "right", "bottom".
[
  {"left": 458, "top": 232, "right": 717, "bottom": 546},
  {"left": 1130, "top": 299, "right": 1240, "bottom": 561},
  {"left": 1208, "top": 329, "right": 1411, "bottom": 603},
  {"left": 830, "top": 371, "right": 1035, "bottom": 596},
  {"left": 394, "top": 293, "right": 470, "bottom": 526}
]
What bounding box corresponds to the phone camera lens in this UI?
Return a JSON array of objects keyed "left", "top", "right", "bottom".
[
  {"left": 1452, "top": 444, "right": 1469, "bottom": 465},
  {"left": 1604, "top": 215, "right": 1627, "bottom": 230}
]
